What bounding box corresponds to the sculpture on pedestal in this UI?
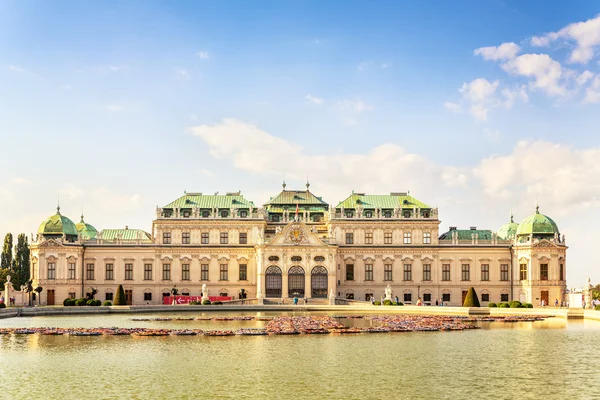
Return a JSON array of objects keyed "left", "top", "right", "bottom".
[
  {"left": 201, "top": 284, "right": 209, "bottom": 302},
  {"left": 385, "top": 284, "right": 392, "bottom": 301}
]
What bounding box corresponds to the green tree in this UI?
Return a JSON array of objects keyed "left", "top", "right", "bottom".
[
  {"left": 1, "top": 233, "right": 13, "bottom": 270},
  {"left": 463, "top": 287, "right": 481, "bottom": 307},
  {"left": 0, "top": 268, "right": 11, "bottom": 289},
  {"left": 114, "top": 285, "right": 127, "bottom": 305},
  {"left": 592, "top": 284, "right": 600, "bottom": 300},
  {"left": 12, "top": 234, "right": 30, "bottom": 288}
]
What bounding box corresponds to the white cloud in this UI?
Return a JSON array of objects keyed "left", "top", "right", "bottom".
[
  {"left": 444, "top": 102, "right": 462, "bottom": 113},
  {"left": 583, "top": 76, "right": 600, "bottom": 104},
  {"left": 197, "top": 51, "right": 210, "bottom": 60},
  {"left": 8, "top": 65, "right": 26, "bottom": 73},
  {"left": 576, "top": 70, "right": 594, "bottom": 86},
  {"left": 501, "top": 85, "right": 529, "bottom": 109},
  {"left": 501, "top": 53, "right": 566, "bottom": 96},
  {"left": 305, "top": 94, "right": 325, "bottom": 105},
  {"left": 460, "top": 78, "right": 499, "bottom": 102},
  {"left": 357, "top": 62, "right": 369, "bottom": 71},
  {"left": 531, "top": 14, "right": 600, "bottom": 64},
  {"left": 175, "top": 68, "right": 190, "bottom": 79},
  {"left": 474, "top": 42, "right": 521, "bottom": 61},
  {"left": 336, "top": 99, "right": 373, "bottom": 114},
  {"left": 60, "top": 183, "right": 84, "bottom": 200}
]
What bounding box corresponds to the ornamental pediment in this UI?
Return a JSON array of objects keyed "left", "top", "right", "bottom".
[
  {"left": 533, "top": 239, "right": 557, "bottom": 248},
  {"left": 38, "top": 239, "right": 64, "bottom": 248},
  {"left": 267, "top": 221, "right": 329, "bottom": 247}
]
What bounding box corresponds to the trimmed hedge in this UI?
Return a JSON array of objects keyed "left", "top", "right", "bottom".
[
  {"left": 396, "top": 302, "right": 404, "bottom": 306},
  {"left": 63, "top": 298, "right": 77, "bottom": 306},
  {"left": 383, "top": 299, "right": 394, "bottom": 306},
  {"left": 202, "top": 299, "right": 211, "bottom": 305},
  {"left": 463, "top": 287, "right": 481, "bottom": 307},
  {"left": 522, "top": 303, "right": 533, "bottom": 308},
  {"left": 75, "top": 298, "right": 87, "bottom": 306},
  {"left": 114, "top": 285, "right": 127, "bottom": 306},
  {"left": 0, "top": 302, "right": 5, "bottom": 309},
  {"left": 103, "top": 301, "right": 112, "bottom": 306},
  {"left": 373, "top": 301, "right": 381, "bottom": 306},
  {"left": 212, "top": 301, "right": 223, "bottom": 305},
  {"left": 595, "top": 305, "right": 600, "bottom": 311},
  {"left": 509, "top": 300, "right": 522, "bottom": 308},
  {"left": 189, "top": 301, "right": 201, "bottom": 305},
  {"left": 498, "top": 302, "right": 510, "bottom": 308},
  {"left": 488, "top": 302, "right": 497, "bottom": 307}
]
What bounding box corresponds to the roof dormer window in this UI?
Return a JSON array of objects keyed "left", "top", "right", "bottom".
[
  {"left": 365, "top": 211, "right": 372, "bottom": 218},
  {"left": 201, "top": 210, "right": 210, "bottom": 218},
  {"left": 221, "top": 210, "right": 229, "bottom": 218},
  {"left": 240, "top": 210, "right": 248, "bottom": 218}
]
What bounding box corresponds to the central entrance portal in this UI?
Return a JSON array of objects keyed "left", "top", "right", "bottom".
[
  {"left": 265, "top": 266, "right": 282, "bottom": 298},
  {"left": 311, "top": 266, "right": 328, "bottom": 298},
  {"left": 288, "top": 266, "right": 305, "bottom": 297}
]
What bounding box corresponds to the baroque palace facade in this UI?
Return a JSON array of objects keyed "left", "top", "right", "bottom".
[{"left": 30, "top": 183, "right": 568, "bottom": 306}]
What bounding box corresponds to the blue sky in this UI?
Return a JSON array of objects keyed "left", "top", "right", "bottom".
[{"left": 1, "top": 1, "right": 600, "bottom": 285}]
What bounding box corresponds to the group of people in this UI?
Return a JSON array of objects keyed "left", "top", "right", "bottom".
[{"left": 0, "top": 295, "right": 16, "bottom": 306}]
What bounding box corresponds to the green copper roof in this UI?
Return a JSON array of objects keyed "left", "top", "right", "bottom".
[
  {"left": 164, "top": 192, "right": 254, "bottom": 209},
  {"left": 38, "top": 207, "right": 78, "bottom": 236},
  {"left": 75, "top": 215, "right": 98, "bottom": 240},
  {"left": 264, "top": 187, "right": 328, "bottom": 207},
  {"left": 516, "top": 207, "right": 559, "bottom": 236},
  {"left": 497, "top": 215, "right": 519, "bottom": 240},
  {"left": 99, "top": 229, "right": 152, "bottom": 242},
  {"left": 335, "top": 193, "right": 430, "bottom": 209},
  {"left": 439, "top": 229, "right": 493, "bottom": 240}
]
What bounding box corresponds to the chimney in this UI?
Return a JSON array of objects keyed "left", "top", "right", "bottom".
[
  {"left": 449, "top": 226, "right": 457, "bottom": 231},
  {"left": 470, "top": 226, "right": 477, "bottom": 230},
  {"left": 125, "top": 225, "right": 129, "bottom": 230}
]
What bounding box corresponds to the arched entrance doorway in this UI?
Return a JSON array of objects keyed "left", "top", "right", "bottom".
[
  {"left": 311, "top": 266, "right": 328, "bottom": 298},
  {"left": 288, "top": 266, "right": 305, "bottom": 297},
  {"left": 265, "top": 266, "right": 282, "bottom": 298}
]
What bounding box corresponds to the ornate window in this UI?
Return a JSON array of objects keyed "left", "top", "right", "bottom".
[
  {"left": 125, "top": 263, "right": 133, "bottom": 280},
  {"left": 144, "top": 264, "right": 152, "bottom": 280},
  {"left": 268, "top": 256, "right": 280, "bottom": 262},
  {"left": 500, "top": 264, "right": 509, "bottom": 281},
  {"left": 423, "top": 264, "right": 431, "bottom": 281},
  {"left": 105, "top": 292, "right": 114, "bottom": 301},
  {"left": 288, "top": 266, "right": 305, "bottom": 297},
  {"left": 384, "top": 232, "right": 392, "bottom": 244},
  {"left": 240, "top": 210, "right": 248, "bottom": 218},
  {"left": 501, "top": 293, "right": 509, "bottom": 302},
  {"left": 239, "top": 264, "right": 247, "bottom": 281},
  {"left": 365, "top": 264, "right": 373, "bottom": 281},
  {"left": 423, "top": 232, "right": 431, "bottom": 244},
  {"left": 540, "top": 264, "right": 548, "bottom": 281},
  {"left": 86, "top": 263, "right": 95, "bottom": 280},
  {"left": 201, "top": 210, "right": 210, "bottom": 218},
  {"left": 105, "top": 263, "right": 114, "bottom": 280},
  {"left": 265, "top": 266, "right": 282, "bottom": 298},
  {"left": 423, "top": 293, "right": 432, "bottom": 302},
  {"left": 220, "top": 264, "right": 228, "bottom": 280},
  {"left": 346, "top": 232, "right": 354, "bottom": 244},
  {"left": 162, "top": 264, "right": 171, "bottom": 280},
  {"left": 291, "top": 256, "right": 302, "bottom": 262},
  {"left": 519, "top": 263, "right": 528, "bottom": 281},
  {"left": 384, "top": 211, "right": 392, "bottom": 218},
  {"left": 201, "top": 232, "right": 209, "bottom": 244},
  {"left": 559, "top": 264, "right": 564, "bottom": 281},
  {"left": 403, "top": 232, "right": 412, "bottom": 244},
  {"left": 401, "top": 264, "right": 410, "bottom": 281},
  {"left": 481, "top": 293, "right": 490, "bottom": 302},
  {"left": 481, "top": 264, "right": 489, "bottom": 281},
  {"left": 386, "top": 264, "right": 394, "bottom": 281},
  {"left": 220, "top": 210, "right": 229, "bottom": 218},
  {"left": 201, "top": 264, "right": 209, "bottom": 280},
  {"left": 461, "top": 264, "right": 470, "bottom": 281},
  {"left": 345, "top": 211, "right": 354, "bottom": 218},
  {"left": 314, "top": 256, "right": 325, "bottom": 262},
  {"left": 239, "top": 232, "right": 247, "bottom": 244},
  {"left": 68, "top": 263, "right": 76, "bottom": 279},
  {"left": 364, "top": 232, "right": 373, "bottom": 244},
  {"left": 365, "top": 211, "right": 373, "bottom": 218},
  {"left": 182, "top": 232, "right": 190, "bottom": 244},
  {"left": 220, "top": 232, "right": 228, "bottom": 244},
  {"left": 182, "top": 264, "right": 190, "bottom": 280},
  {"left": 442, "top": 293, "right": 451, "bottom": 302},
  {"left": 346, "top": 264, "right": 354, "bottom": 281},
  {"left": 311, "top": 266, "right": 328, "bottom": 298},
  {"left": 48, "top": 262, "right": 56, "bottom": 280},
  {"left": 442, "top": 264, "right": 451, "bottom": 281},
  {"left": 404, "top": 293, "right": 412, "bottom": 302},
  {"left": 163, "top": 232, "right": 171, "bottom": 244},
  {"left": 144, "top": 292, "right": 152, "bottom": 301}
]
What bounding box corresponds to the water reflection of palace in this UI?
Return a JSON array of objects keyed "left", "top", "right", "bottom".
[{"left": 30, "top": 183, "right": 567, "bottom": 306}]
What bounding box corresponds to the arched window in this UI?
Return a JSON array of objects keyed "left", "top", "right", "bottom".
[
  {"left": 265, "top": 266, "right": 282, "bottom": 298},
  {"left": 291, "top": 256, "right": 302, "bottom": 262},
  {"left": 314, "top": 256, "right": 325, "bottom": 262},
  {"left": 311, "top": 266, "right": 328, "bottom": 298},
  {"left": 268, "top": 255, "right": 280, "bottom": 262},
  {"left": 288, "top": 266, "right": 305, "bottom": 297}
]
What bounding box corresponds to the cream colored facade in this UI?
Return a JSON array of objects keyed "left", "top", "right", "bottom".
[{"left": 30, "top": 188, "right": 568, "bottom": 306}]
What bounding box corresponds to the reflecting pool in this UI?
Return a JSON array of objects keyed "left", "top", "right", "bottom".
[{"left": 1, "top": 312, "right": 599, "bottom": 399}]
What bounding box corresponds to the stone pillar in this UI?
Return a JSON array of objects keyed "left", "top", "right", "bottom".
[
  {"left": 305, "top": 272, "right": 311, "bottom": 299},
  {"left": 256, "top": 251, "right": 264, "bottom": 305},
  {"left": 4, "top": 275, "right": 13, "bottom": 306},
  {"left": 282, "top": 272, "right": 289, "bottom": 299}
]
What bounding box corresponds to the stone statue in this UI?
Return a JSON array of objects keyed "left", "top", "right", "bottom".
[
  {"left": 385, "top": 284, "right": 392, "bottom": 301},
  {"left": 201, "top": 284, "right": 209, "bottom": 302},
  {"left": 328, "top": 289, "right": 336, "bottom": 305}
]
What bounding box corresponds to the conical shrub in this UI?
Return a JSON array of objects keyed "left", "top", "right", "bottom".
[
  {"left": 463, "top": 287, "right": 480, "bottom": 307},
  {"left": 114, "top": 285, "right": 127, "bottom": 306}
]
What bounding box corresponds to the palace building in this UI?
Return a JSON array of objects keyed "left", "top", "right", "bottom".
[{"left": 30, "top": 183, "right": 568, "bottom": 306}]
